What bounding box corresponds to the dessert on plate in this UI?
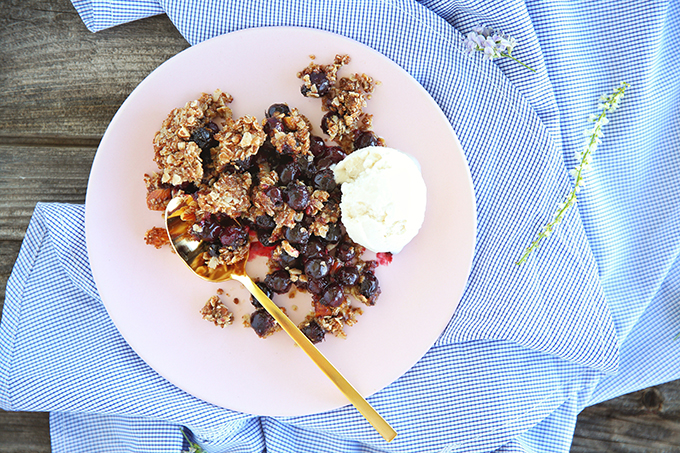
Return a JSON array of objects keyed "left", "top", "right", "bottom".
[{"left": 143, "top": 55, "right": 426, "bottom": 343}]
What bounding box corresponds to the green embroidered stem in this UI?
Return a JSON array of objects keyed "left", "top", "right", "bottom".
[
  {"left": 182, "top": 428, "right": 205, "bottom": 453},
  {"left": 503, "top": 52, "right": 536, "bottom": 72},
  {"left": 516, "top": 82, "right": 630, "bottom": 265}
]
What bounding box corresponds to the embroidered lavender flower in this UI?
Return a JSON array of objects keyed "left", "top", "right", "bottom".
[
  {"left": 516, "top": 82, "right": 630, "bottom": 265},
  {"left": 464, "top": 26, "right": 535, "bottom": 72}
]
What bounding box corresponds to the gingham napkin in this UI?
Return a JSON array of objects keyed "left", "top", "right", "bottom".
[{"left": 2, "top": 1, "right": 679, "bottom": 452}]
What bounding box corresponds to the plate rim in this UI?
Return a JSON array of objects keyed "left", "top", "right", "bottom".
[{"left": 85, "top": 25, "right": 477, "bottom": 415}]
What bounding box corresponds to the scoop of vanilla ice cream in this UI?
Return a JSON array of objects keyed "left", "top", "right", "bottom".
[{"left": 333, "top": 146, "right": 427, "bottom": 253}]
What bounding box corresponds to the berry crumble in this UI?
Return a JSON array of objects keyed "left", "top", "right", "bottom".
[{"left": 144, "top": 55, "right": 389, "bottom": 344}]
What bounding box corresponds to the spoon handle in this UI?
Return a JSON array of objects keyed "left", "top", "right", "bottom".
[{"left": 234, "top": 274, "right": 397, "bottom": 442}]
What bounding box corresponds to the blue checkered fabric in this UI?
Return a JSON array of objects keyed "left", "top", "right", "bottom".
[{"left": 2, "top": 0, "right": 679, "bottom": 452}]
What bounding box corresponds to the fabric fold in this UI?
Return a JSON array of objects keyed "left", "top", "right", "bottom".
[
  {"left": 70, "top": 0, "right": 164, "bottom": 32},
  {"left": 0, "top": 203, "right": 608, "bottom": 452}
]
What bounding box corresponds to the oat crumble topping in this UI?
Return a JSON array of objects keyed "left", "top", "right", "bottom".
[
  {"left": 144, "top": 227, "right": 170, "bottom": 249},
  {"left": 200, "top": 295, "right": 234, "bottom": 327}
]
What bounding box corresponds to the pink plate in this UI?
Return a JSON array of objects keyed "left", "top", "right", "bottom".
[{"left": 85, "top": 26, "right": 476, "bottom": 416}]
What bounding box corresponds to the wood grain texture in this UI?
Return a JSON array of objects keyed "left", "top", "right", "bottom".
[
  {"left": 0, "top": 0, "right": 190, "bottom": 139},
  {"left": 1, "top": 0, "right": 679, "bottom": 452},
  {"left": 0, "top": 1, "right": 187, "bottom": 451},
  {"left": 573, "top": 384, "right": 680, "bottom": 452},
  {"left": 0, "top": 0, "right": 188, "bottom": 243},
  {"left": 0, "top": 410, "right": 50, "bottom": 453},
  {"left": 0, "top": 145, "right": 95, "bottom": 240},
  {"left": 0, "top": 241, "right": 22, "bottom": 315}
]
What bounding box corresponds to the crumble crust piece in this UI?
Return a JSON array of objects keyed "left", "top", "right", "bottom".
[
  {"left": 144, "top": 227, "right": 170, "bottom": 249},
  {"left": 200, "top": 295, "right": 234, "bottom": 327},
  {"left": 153, "top": 90, "right": 234, "bottom": 186}
]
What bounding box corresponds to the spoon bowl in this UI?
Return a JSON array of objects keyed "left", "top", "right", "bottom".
[{"left": 165, "top": 195, "right": 396, "bottom": 442}]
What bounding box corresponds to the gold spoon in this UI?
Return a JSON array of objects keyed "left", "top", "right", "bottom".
[{"left": 165, "top": 195, "right": 397, "bottom": 442}]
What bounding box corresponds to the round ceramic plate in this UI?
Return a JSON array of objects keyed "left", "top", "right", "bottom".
[{"left": 85, "top": 26, "right": 476, "bottom": 416}]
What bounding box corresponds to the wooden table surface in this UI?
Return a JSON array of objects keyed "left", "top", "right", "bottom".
[{"left": 2, "top": 1, "right": 680, "bottom": 451}]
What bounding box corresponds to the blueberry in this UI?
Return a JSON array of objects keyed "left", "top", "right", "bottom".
[
  {"left": 177, "top": 182, "right": 199, "bottom": 194},
  {"left": 315, "top": 146, "right": 346, "bottom": 170},
  {"left": 285, "top": 223, "right": 310, "bottom": 245},
  {"left": 279, "top": 162, "right": 301, "bottom": 186},
  {"left": 301, "top": 70, "right": 330, "bottom": 97},
  {"left": 303, "top": 239, "right": 325, "bottom": 258},
  {"left": 190, "top": 127, "right": 218, "bottom": 151},
  {"left": 320, "top": 283, "right": 345, "bottom": 307},
  {"left": 353, "top": 130, "right": 379, "bottom": 150},
  {"left": 205, "top": 122, "right": 220, "bottom": 133},
  {"left": 324, "top": 223, "right": 342, "bottom": 244},
  {"left": 255, "top": 215, "right": 276, "bottom": 230},
  {"left": 264, "top": 269, "right": 292, "bottom": 294},
  {"left": 313, "top": 169, "right": 337, "bottom": 192},
  {"left": 334, "top": 266, "right": 359, "bottom": 286},
  {"left": 284, "top": 182, "right": 310, "bottom": 211},
  {"left": 257, "top": 229, "right": 276, "bottom": 247},
  {"left": 219, "top": 225, "right": 248, "bottom": 250},
  {"left": 234, "top": 154, "right": 255, "bottom": 170},
  {"left": 335, "top": 242, "right": 356, "bottom": 262},
  {"left": 256, "top": 141, "right": 277, "bottom": 161},
  {"left": 301, "top": 321, "right": 326, "bottom": 344},
  {"left": 275, "top": 249, "right": 300, "bottom": 269},
  {"left": 320, "top": 113, "right": 336, "bottom": 136},
  {"left": 305, "top": 257, "right": 330, "bottom": 280},
  {"left": 250, "top": 309, "right": 277, "bottom": 337},
  {"left": 359, "top": 273, "right": 380, "bottom": 301},
  {"left": 296, "top": 155, "right": 316, "bottom": 181},
  {"left": 265, "top": 186, "right": 284, "bottom": 207},
  {"left": 307, "top": 276, "right": 329, "bottom": 296},
  {"left": 251, "top": 281, "right": 274, "bottom": 308},
  {"left": 193, "top": 215, "right": 223, "bottom": 242},
  {"left": 263, "top": 116, "right": 285, "bottom": 136},
  {"left": 310, "top": 136, "right": 327, "bottom": 157},
  {"left": 266, "top": 103, "right": 290, "bottom": 118}
]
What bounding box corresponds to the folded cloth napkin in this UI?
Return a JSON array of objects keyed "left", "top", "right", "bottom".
[
  {"left": 2, "top": 0, "right": 679, "bottom": 452},
  {"left": 0, "top": 204, "right": 607, "bottom": 452}
]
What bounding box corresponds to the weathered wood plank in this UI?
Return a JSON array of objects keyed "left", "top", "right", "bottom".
[
  {"left": 0, "top": 0, "right": 189, "bottom": 140},
  {"left": 0, "top": 145, "right": 95, "bottom": 241},
  {"left": 0, "top": 410, "right": 50, "bottom": 453},
  {"left": 573, "top": 384, "right": 680, "bottom": 452}
]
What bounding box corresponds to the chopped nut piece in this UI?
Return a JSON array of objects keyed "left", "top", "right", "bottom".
[
  {"left": 307, "top": 189, "right": 329, "bottom": 217},
  {"left": 144, "top": 172, "right": 174, "bottom": 211},
  {"left": 281, "top": 240, "right": 300, "bottom": 258}
]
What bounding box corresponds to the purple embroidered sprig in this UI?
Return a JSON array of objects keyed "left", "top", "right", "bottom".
[{"left": 463, "top": 26, "right": 535, "bottom": 72}]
